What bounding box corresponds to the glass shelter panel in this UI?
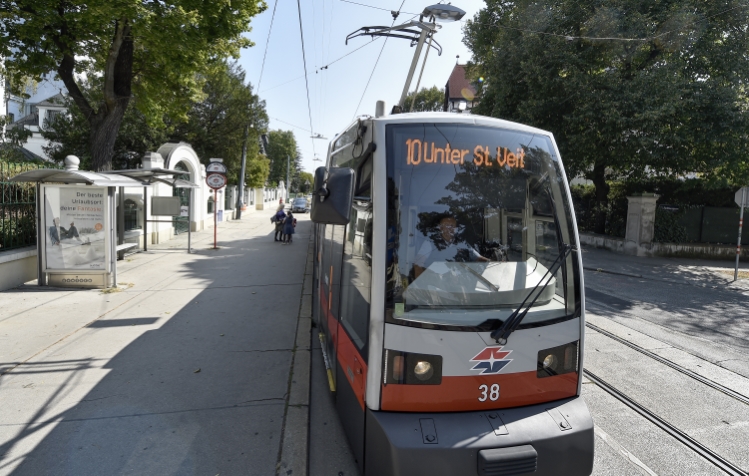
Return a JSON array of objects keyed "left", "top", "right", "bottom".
[{"left": 385, "top": 123, "right": 579, "bottom": 330}]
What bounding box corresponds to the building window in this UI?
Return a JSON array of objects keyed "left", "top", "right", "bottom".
[{"left": 207, "top": 196, "right": 214, "bottom": 214}]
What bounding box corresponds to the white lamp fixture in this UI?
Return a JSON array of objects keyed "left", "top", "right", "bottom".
[{"left": 421, "top": 4, "right": 466, "bottom": 21}]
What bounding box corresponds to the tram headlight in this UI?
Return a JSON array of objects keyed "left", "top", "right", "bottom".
[
  {"left": 542, "top": 354, "right": 558, "bottom": 371},
  {"left": 384, "top": 350, "right": 442, "bottom": 385},
  {"left": 413, "top": 361, "right": 434, "bottom": 381},
  {"left": 537, "top": 341, "right": 579, "bottom": 378}
]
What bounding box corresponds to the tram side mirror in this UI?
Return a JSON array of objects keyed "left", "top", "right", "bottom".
[{"left": 311, "top": 166, "right": 355, "bottom": 225}]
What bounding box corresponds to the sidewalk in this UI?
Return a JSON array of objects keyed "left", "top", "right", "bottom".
[
  {"left": 0, "top": 210, "right": 312, "bottom": 475},
  {"left": 580, "top": 244, "right": 749, "bottom": 291}
]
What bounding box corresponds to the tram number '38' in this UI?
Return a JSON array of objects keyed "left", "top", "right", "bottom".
[{"left": 478, "top": 384, "right": 500, "bottom": 402}]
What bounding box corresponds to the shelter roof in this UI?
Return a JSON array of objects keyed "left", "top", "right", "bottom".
[
  {"left": 9, "top": 169, "right": 147, "bottom": 187},
  {"left": 102, "top": 168, "right": 199, "bottom": 188}
]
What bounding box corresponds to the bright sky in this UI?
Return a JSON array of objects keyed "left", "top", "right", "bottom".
[{"left": 238, "top": 0, "right": 486, "bottom": 174}]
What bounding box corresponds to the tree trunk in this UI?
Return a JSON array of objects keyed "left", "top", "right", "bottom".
[
  {"left": 592, "top": 162, "right": 609, "bottom": 235},
  {"left": 88, "top": 105, "right": 128, "bottom": 171},
  {"left": 56, "top": 21, "right": 133, "bottom": 172}
]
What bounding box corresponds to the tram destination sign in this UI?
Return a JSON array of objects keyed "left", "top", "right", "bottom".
[
  {"left": 405, "top": 138, "right": 526, "bottom": 169},
  {"left": 735, "top": 187, "right": 749, "bottom": 207},
  {"left": 206, "top": 172, "right": 227, "bottom": 189}
]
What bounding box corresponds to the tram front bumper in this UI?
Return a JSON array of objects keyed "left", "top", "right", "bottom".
[{"left": 365, "top": 395, "right": 593, "bottom": 476}]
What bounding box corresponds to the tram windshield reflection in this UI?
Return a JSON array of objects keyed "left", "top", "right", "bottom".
[{"left": 385, "top": 123, "right": 579, "bottom": 329}]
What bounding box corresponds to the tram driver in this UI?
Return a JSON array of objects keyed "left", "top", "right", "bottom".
[{"left": 412, "top": 213, "right": 489, "bottom": 279}]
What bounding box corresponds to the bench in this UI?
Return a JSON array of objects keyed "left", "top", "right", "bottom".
[{"left": 116, "top": 243, "right": 138, "bottom": 260}]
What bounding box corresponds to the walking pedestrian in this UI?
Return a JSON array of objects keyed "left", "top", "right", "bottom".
[
  {"left": 283, "top": 211, "right": 296, "bottom": 244},
  {"left": 273, "top": 205, "right": 286, "bottom": 242}
]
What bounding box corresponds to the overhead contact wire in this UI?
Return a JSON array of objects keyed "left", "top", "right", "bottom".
[
  {"left": 257, "top": 0, "right": 279, "bottom": 92},
  {"left": 352, "top": 0, "right": 407, "bottom": 119},
  {"left": 296, "top": 0, "right": 317, "bottom": 157}
]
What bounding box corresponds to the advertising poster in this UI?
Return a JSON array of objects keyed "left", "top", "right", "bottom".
[{"left": 44, "top": 186, "right": 107, "bottom": 270}]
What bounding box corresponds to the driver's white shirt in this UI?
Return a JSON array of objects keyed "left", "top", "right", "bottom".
[{"left": 414, "top": 240, "right": 482, "bottom": 268}]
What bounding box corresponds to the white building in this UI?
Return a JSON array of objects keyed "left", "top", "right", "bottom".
[{"left": 1, "top": 70, "right": 66, "bottom": 161}]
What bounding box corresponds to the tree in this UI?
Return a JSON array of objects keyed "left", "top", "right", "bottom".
[
  {"left": 404, "top": 86, "right": 445, "bottom": 112},
  {"left": 298, "top": 171, "right": 314, "bottom": 194},
  {"left": 464, "top": 0, "right": 749, "bottom": 234},
  {"left": 43, "top": 91, "right": 169, "bottom": 170},
  {"left": 172, "top": 62, "right": 269, "bottom": 187},
  {"left": 0, "top": 0, "right": 265, "bottom": 171},
  {"left": 265, "top": 130, "right": 301, "bottom": 187},
  {"left": 43, "top": 62, "right": 271, "bottom": 186}
]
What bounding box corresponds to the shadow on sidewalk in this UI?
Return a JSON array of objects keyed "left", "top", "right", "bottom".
[{"left": 1, "top": 223, "right": 310, "bottom": 475}]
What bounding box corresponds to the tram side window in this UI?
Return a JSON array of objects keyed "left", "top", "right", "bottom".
[
  {"left": 338, "top": 157, "right": 373, "bottom": 355},
  {"left": 339, "top": 200, "right": 372, "bottom": 353}
]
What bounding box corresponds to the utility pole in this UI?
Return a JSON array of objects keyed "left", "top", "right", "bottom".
[
  {"left": 286, "top": 155, "right": 291, "bottom": 202},
  {"left": 236, "top": 123, "right": 249, "bottom": 219}
]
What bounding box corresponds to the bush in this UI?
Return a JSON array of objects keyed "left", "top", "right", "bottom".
[{"left": 653, "top": 207, "right": 688, "bottom": 243}]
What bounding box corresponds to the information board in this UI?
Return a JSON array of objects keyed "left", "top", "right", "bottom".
[{"left": 43, "top": 185, "right": 108, "bottom": 271}]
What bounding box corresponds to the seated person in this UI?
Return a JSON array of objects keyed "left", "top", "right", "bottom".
[
  {"left": 60, "top": 221, "right": 82, "bottom": 241},
  {"left": 413, "top": 215, "right": 489, "bottom": 279}
]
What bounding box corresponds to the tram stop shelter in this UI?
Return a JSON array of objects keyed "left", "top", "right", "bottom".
[{"left": 10, "top": 156, "right": 197, "bottom": 289}]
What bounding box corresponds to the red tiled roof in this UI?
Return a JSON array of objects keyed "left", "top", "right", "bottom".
[{"left": 445, "top": 64, "right": 477, "bottom": 100}]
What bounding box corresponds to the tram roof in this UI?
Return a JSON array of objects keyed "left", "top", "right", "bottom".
[{"left": 368, "top": 112, "right": 554, "bottom": 137}]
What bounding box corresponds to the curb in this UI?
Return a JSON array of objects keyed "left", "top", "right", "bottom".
[
  {"left": 276, "top": 236, "right": 314, "bottom": 476},
  {"left": 582, "top": 265, "right": 747, "bottom": 290},
  {"left": 583, "top": 266, "right": 643, "bottom": 279}
]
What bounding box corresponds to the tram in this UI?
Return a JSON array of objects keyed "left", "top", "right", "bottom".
[{"left": 310, "top": 107, "right": 593, "bottom": 476}]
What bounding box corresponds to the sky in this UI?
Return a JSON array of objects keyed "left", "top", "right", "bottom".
[{"left": 237, "top": 0, "right": 487, "bottom": 174}]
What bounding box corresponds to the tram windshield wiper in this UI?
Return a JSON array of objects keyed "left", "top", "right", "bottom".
[{"left": 490, "top": 243, "right": 573, "bottom": 344}]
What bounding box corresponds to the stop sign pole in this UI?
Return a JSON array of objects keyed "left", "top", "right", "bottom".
[
  {"left": 206, "top": 159, "right": 228, "bottom": 249},
  {"left": 734, "top": 187, "right": 749, "bottom": 281}
]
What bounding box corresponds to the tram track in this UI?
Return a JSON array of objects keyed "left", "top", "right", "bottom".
[
  {"left": 584, "top": 369, "right": 749, "bottom": 476},
  {"left": 584, "top": 317, "right": 749, "bottom": 475},
  {"left": 585, "top": 322, "right": 749, "bottom": 407}
]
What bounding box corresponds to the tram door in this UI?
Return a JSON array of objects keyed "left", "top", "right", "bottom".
[
  {"left": 334, "top": 197, "right": 372, "bottom": 473},
  {"left": 317, "top": 224, "right": 340, "bottom": 391}
]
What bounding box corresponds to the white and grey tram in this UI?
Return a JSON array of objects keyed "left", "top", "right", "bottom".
[{"left": 310, "top": 110, "right": 594, "bottom": 476}]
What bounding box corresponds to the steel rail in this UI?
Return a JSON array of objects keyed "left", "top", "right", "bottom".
[
  {"left": 584, "top": 370, "right": 748, "bottom": 476},
  {"left": 586, "top": 322, "right": 749, "bottom": 406}
]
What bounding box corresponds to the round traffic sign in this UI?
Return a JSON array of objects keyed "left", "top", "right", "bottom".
[
  {"left": 206, "top": 162, "right": 228, "bottom": 174},
  {"left": 206, "top": 173, "right": 227, "bottom": 189}
]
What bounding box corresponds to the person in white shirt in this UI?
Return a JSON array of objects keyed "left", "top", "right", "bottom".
[{"left": 413, "top": 215, "right": 489, "bottom": 278}]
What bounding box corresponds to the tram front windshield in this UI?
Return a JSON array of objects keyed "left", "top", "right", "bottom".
[{"left": 385, "top": 123, "right": 579, "bottom": 330}]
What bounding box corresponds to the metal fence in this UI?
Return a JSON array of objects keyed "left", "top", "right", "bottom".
[
  {"left": 0, "top": 161, "right": 52, "bottom": 252},
  {"left": 676, "top": 206, "right": 749, "bottom": 245}
]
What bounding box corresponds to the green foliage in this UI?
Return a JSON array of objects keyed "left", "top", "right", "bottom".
[
  {"left": 172, "top": 62, "right": 269, "bottom": 186},
  {"left": 0, "top": 0, "right": 266, "bottom": 170},
  {"left": 404, "top": 86, "right": 445, "bottom": 112},
  {"left": 653, "top": 207, "right": 689, "bottom": 243},
  {"left": 298, "top": 171, "right": 314, "bottom": 194},
  {"left": 465, "top": 0, "right": 749, "bottom": 222},
  {"left": 0, "top": 116, "right": 32, "bottom": 147},
  {"left": 265, "top": 130, "right": 301, "bottom": 187},
  {"left": 570, "top": 184, "right": 626, "bottom": 237},
  {"left": 42, "top": 92, "right": 170, "bottom": 171},
  {"left": 42, "top": 62, "right": 272, "bottom": 186}
]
